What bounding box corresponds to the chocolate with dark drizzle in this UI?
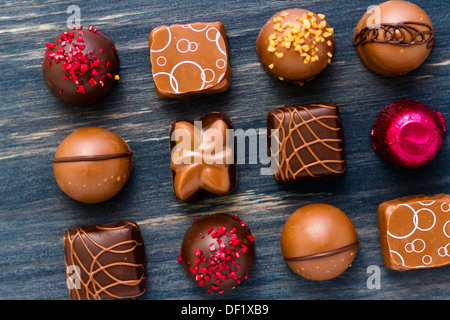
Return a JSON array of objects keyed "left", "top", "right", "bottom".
[
  {"left": 354, "top": 22, "right": 435, "bottom": 49},
  {"left": 52, "top": 151, "right": 132, "bottom": 163},
  {"left": 283, "top": 240, "right": 360, "bottom": 262}
]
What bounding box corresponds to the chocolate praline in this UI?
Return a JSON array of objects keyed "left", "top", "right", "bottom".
[
  {"left": 280, "top": 204, "right": 359, "bottom": 281},
  {"left": 371, "top": 100, "right": 446, "bottom": 169},
  {"left": 354, "top": 1, "right": 435, "bottom": 76},
  {"left": 256, "top": 8, "right": 335, "bottom": 85},
  {"left": 149, "top": 22, "right": 231, "bottom": 99},
  {"left": 267, "top": 103, "right": 346, "bottom": 182},
  {"left": 169, "top": 112, "right": 237, "bottom": 203},
  {"left": 53, "top": 127, "right": 133, "bottom": 203},
  {"left": 42, "top": 26, "right": 120, "bottom": 105},
  {"left": 63, "top": 221, "right": 146, "bottom": 300},
  {"left": 378, "top": 194, "right": 450, "bottom": 271},
  {"left": 179, "top": 214, "right": 255, "bottom": 293}
]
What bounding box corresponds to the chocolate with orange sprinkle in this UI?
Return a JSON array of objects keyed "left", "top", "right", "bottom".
[{"left": 256, "top": 8, "right": 335, "bottom": 85}]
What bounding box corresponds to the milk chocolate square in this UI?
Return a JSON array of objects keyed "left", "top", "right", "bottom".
[
  {"left": 378, "top": 194, "right": 450, "bottom": 271},
  {"left": 63, "top": 221, "right": 146, "bottom": 300},
  {"left": 149, "top": 22, "right": 231, "bottom": 99},
  {"left": 267, "top": 103, "right": 346, "bottom": 183},
  {"left": 169, "top": 112, "right": 236, "bottom": 202}
]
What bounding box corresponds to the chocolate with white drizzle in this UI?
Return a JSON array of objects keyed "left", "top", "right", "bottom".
[{"left": 378, "top": 194, "right": 450, "bottom": 271}]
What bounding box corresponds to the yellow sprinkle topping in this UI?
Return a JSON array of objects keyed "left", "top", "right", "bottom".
[{"left": 266, "top": 11, "right": 334, "bottom": 66}]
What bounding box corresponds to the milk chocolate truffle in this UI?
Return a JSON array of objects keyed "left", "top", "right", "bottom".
[
  {"left": 42, "top": 26, "right": 120, "bottom": 105},
  {"left": 378, "top": 194, "right": 450, "bottom": 271},
  {"left": 354, "top": 1, "right": 435, "bottom": 76},
  {"left": 169, "top": 112, "right": 236, "bottom": 202},
  {"left": 149, "top": 22, "right": 231, "bottom": 99},
  {"left": 64, "top": 221, "right": 146, "bottom": 300},
  {"left": 280, "top": 204, "right": 359, "bottom": 281},
  {"left": 371, "top": 100, "right": 446, "bottom": 169},
  {"left": 178, "top": 214, "right": 255, "bottom": 294},
  {"left": 53, "top": 127, "right": 133, "bottom": 203},
  {"left": 256, "top": 9, "right": 335, "bottom": 85}
]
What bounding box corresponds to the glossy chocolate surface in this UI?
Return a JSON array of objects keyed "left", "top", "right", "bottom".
[
  {"left": 63, "top": 221, "right": 146, "bottom": 300},
  {"left": 53, "top": 127, "right": 133, "bottom": 203},
  {"left": 378, "top": 194, "right": 450, "bottom": 271},
  {"left": 169, "top": 112, "right": 236, "bottom": 202},
  {"left": 149, "top": 22, "right": 231, "bottom": 99},
  {"left": 267, "top": 103, "right": 345, "bottom": 183},
  {"left": 179, "top": 214, "right": 255, "bottom": 293},
  {"left": 42, "top": 26, "right": 120, "bottom": 105},
  {"left": 280, "top": 203, "right": 359, "bottom": 281},
  {"left": 353, "top": 1, "right": 434, "bottom": 76},
  {"left": 256, "top": 8, "right": 335, "bottom": 85}
]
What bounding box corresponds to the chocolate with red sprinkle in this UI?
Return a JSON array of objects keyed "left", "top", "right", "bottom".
[
  {"left": 179, "top": 214, "right": 255, "bottom": 294},
  {"left": 42, "top": 26, "right": 120, "bottom": 105}
]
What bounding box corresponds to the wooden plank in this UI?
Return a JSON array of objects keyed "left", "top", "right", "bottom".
[{"left": 0, "top": 0, "right": 448, "bottom": 300}]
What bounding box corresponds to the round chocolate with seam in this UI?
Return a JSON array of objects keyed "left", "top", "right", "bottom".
[
  {"left": 179, "top": 214, "right": 255, "bottom": 293},
  {"left": 280, "top": 203, "right": 359, "bottom": 281},
  {"left": 53, "top": 127, "right": 132, "bottom": 203},
  {"left": 42, "top": 26, "right": 120, "bottom": 105},
  {"left": 256, "top": 8, "right": 335, "bottom": 85},
  {"left": 353, "top": 1, "right": 434, "bottom": 76}
]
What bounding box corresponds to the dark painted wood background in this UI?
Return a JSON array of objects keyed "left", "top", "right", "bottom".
[{"left": 0, "top": 0, "right": 448, "bottom": 300}]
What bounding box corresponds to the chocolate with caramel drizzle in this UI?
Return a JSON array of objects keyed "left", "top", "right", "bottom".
[{"left": 64, "top": 221, "right": 146, "bottom": 300}]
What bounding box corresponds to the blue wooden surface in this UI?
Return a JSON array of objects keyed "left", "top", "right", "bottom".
[{"left": 0, "top": 0, "right": 449, "bottom": 300}]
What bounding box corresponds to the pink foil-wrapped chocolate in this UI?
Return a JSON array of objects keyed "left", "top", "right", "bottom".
[{"left": 371, "top": 100, "right": 446, "bottom": 169}]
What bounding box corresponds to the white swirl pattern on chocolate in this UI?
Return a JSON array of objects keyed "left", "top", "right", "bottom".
[
  {"left": 151, "top": 23, "right": 228, "bottom": 94},
  {"left": 387, "top": 201, "right": 450, "bottom": 268}
]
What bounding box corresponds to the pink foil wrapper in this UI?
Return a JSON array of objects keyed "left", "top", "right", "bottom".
[{"left": 371, "top": 100, "right": 446, "bottom": 169}]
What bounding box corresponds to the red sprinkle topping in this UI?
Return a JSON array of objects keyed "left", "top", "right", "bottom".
[
  {"left": 43, "top": 26, "right": 117, "bottom": 94},
  {"left": 179, "top": 215, "right": 254, "bottom": 294}
]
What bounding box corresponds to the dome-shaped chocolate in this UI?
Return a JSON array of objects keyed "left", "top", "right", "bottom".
[
  {"left": 256, "top": 8, "right": 335, "bottom": 85},
  {"left": 179, "top": 214, "right": 255, "bottom": 293},
  {"left": 354, "top": 1, "right": 434, "bottom": 76},
  {"left": 42, "top": 26, "right": 120, "bottom": 105},
  {"left": 52, "top": 127, "right": 132, "bottom": 203}
]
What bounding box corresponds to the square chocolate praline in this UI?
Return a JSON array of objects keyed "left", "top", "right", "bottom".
[
  {"left": 267, "top": 103, "right": 346, "bottom": 183},
  {"left": 169, "top": 112, "right": 237, "bottom": 202},
  {"left": 63, "top": 221, "right": 146, "bottom": 300},
  {"left": 149, "top": 22, "right": 231, "bottom": 99}
]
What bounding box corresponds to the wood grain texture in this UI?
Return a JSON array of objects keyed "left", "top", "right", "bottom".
[{"left": 0, "top": 0, "right": 449, "bottom": 300}]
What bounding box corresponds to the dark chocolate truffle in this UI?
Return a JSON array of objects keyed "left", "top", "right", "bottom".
[
  {"left": 256, "top": 8, "right": 335, "bottom": 85},
  {"left": 371, "top": 100, "right": 446, "bottom": 169},
  {"left": 354, "top": 1, "right": 435, "bottom": 76},
  {"left": 149, "top": 22, "right": 231, "bottom": 99},
  {"left": 42, "top": 26, "right": 120, "bottom": 105},
  {"left": 280, "top": 204, "right": 359, "bottom": 281},
  {"left": 53, "top": 127, "right": 133, "bottom": 203},
  {"left": 179, "top": 214, "right": 255, "bottom": 293},
  {"left": 64, "top": 221, "right": 146, "bottom": 300}
]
